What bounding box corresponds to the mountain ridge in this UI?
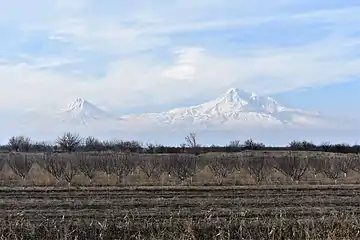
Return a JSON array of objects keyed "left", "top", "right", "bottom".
[
  {"left": 14, "top": 88, "right": 354, "bottom": 131},
  {"left": 119, "top": 88, "right": 329, "bottom": 129}
]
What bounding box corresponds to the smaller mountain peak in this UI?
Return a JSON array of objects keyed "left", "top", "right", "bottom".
[
  {"left": 58, "top": 98, "right": 115, "bottom": 124},
  {"left": 73, "top": 97, "right": 85, "bottom": 102},
  {"left": 216, "top": 88, "right": 257, "bottom": 103},
  {"left": 65, "top": 97, "right": 91, "bottom": 111},
  {"left": 72, "top": 97, "right": 86, "bottom": 104},
  {"left": 226, "top": 88, "right": 239, "bottom": 93},
  {"left": 225, "top": 88, "right": 257, "bottom": 97}
]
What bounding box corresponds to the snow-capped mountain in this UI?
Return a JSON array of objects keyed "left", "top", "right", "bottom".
[
  {"left": 121, "top": 88, "right": 332, "bottom": 129},
  {"left": 56, "top": 98, "right": 117, "bottom": 126},
  {"left": 2, "top": 88, "right": 358, "bottom": 145}
]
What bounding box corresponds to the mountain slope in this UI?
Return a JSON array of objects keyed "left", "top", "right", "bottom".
[
  {"left": 56, "top": 98, "right": 116, "bottom": 126},
  {"left": 121, "top": 88, "right": 335, "bottom": 129}
]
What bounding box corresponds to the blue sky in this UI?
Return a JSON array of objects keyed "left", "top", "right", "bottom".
[{"left": 0, "top": 0, "right": 360, "bottom": 119}]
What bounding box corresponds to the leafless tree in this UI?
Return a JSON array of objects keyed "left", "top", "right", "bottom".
[
  {"left": 185, "top": 132, "right": 198, "bottom": 148},
  {"left": 78, "top": 153, "right": 99, "bottom": 184},
  {"left": 98, "top": 153, "right": 114, "bottom": 176},
  {"left": 8, "top": 136, "right": 32, "bottom": 152},
  {"left": 308, "top": 155, "right": 325, "bottom": 178},
  {"left": 320, "top": 141, "right": 332, "bottom": 152},
  {"left": 227, "top": 140, "right": 242, "bottom": 152},
  {"left": 243, "top": 155, "right": 271, "bottom": 184},
  {"left": 113, "top": 153, "right": 137, "bottom": 184},
  {"left": 243, "top": 139, "right": 265, "bottom": 150},
  {"left": 168, "top": 154, "right": 198, "bottom": 182},
  {"left": 43, "top": 153, "right": 66, "bottom": 182},
  {"left": 350, "top": 154, "right": 360, "bottom": 173},
  {"left": 85, "top": 136, "right": 103, "bottom": 151},
  {"left": 234, "top": 155, "right": 246, "bottom": 172},
  {"left": 337, "top": 155, "right": 356, "bottom": 178},
  {"left": 19, "top": 137, "right": 32, "bottom": 152},
  {"left": 56, "top": 132, "right": 82, "bottom": 152},
  {"left": 288, "top": 140, "right": 316, "bottom": 151},
  {"left": 323, "top": 157, "right": 342, "bottom": 184},
  {"left": 138, "top": 154, "right": 162, "bottom": 179},
  {"left": 272, "top": 152, "right": 309, "bottom": 183},
  {"left": 160, "top": 155, "right": 174, "bottom": 176},
  {"left": 144, "top": 143, "right": 162, "bottom": 154},
  {"left": 184, "top": 132, "right": 201, "bottom": 154},
  {"left": 60, "top": 154, "right": 80, "bottom": 186},
  {"left": 228, "top": 140, "right": 242, "bottom": 148},
  {"left": 8, "top": 136, "right": 22, "bottom": 152},
  {"left": 7, "top": 153, "right": 33, "bottom": 179},
  {"left": 208, "top": 155, "right": 236, "bottom": 183}
]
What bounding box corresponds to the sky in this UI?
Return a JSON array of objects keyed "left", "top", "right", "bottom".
[{"left": 1, "top": 0, "right": 360, "bottom": 119}]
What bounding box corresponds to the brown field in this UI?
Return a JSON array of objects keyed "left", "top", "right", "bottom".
[
  {"left": 1, "top": 151, "right": 360, "bottom": 239},
  {"left": 1, "top": 185, "right": 360, "bottom": 239}
]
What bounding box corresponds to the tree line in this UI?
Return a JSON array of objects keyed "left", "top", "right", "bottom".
[
  {"left": 2, "top": 132, "right": 359, "bottom": 154},
  {"left": 2, "top": 151, "right": 359, "bottom": 185}
]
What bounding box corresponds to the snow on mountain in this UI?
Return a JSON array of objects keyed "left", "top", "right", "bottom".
[
  {"left": 9, "top": 88, "right": 355, "bottom": 139},
  {"left": 121, "top": 88, "right": 329, "bottom": 129},
  {"left": 56, "top": 98, "right": 117, "bottom": 126}
]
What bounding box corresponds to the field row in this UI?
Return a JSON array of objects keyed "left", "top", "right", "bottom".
[
  {"left": 2, "top": 185, "right": 360, "bottom": 239},
  {"left": 1, "top": 151, "right": 360, "bottom": 186},
  {"left": 1, "top": 186, "right": 360, "bottom": 222}
]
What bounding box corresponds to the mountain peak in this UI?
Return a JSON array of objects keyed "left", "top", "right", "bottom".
[
  {"left": 225, "top": 88, "right": 254, "bottom": 95},
  {"left": 214, "top": 88, "right": 255, "bottom": 105},
  {"left": 58, "top": 98, "right": 114, "bottom": 125},
  {"left": 66, "top": 97, "right": 89, "bottom": 110}
]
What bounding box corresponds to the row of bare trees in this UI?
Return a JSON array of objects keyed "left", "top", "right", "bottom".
[
  {"left": 1, "top": 152, "right": 360, "bottom": 185},
  {"left": 3, "top": 132, "right": 360, "bottom": 154}
]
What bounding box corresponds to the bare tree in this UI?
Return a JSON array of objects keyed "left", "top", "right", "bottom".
[
  {"left": 184, "top": 132, "right": 201, "bottom": 155},
  {"left": 78, "top": 153, "right": 99, "bottom": 184},
  {"left": 288, "top": 140, "right": 316, "bottom": 151},
  {"left": 243, "top": 155, "right": 271, "bottom": 184},
  {"left": 337, "top": 155, "right": 356, "bottom": 178},
  {"left": 7, "top": 153, "right": 33, "bottom": 179},
  {"left": 98, "top": 153, "right": 114, "bottom": 177},
  {"left": 56, "top": 132, "right": 82, "bottom": 152},
  {"left": 243, "top": 139, "right": 265, "bottom": 150},
  {"left": 227, "top": 140, "right": 242, "bottom": 152},
  {"left": 8, "top": 136, "right": 32, "bottom": 152},
  {"left": 43, "top": 153, "right": 66, "bottom": 183},
  {"left": 180, "top": 143, "right": 187, "bottom": 153},
  {"left": 60, "top": 154, "right": 79, "bottom": 186},
  {"left": 320, "top": 141, "right": 332, "bottom": 152},
  {"left": 208, "top": 155, "right": 236, "bottom": 184},
  {"left": 168, "top": 154, "right": 198, "bottom": 182},
  {"left": 19, "top": 137, "right": 32, "bottom": 152},
  {"left": 145, "top": 143, "right": 162, "bottom": 154},
  {"left": 350, "top": 154, "right": 360, "bottom": 173},
  {"left": 84, "top": 136, "right": 103, "bottom": 151},
  {"left": 113, "top": 153, "right": 137, "bottom": 185},
  {"left": 228, "top": 140, "right": 242, "bottom": 148},
  {"left": 272, "top": 153, "right": 309, "bottom": 183},
  {"left": 138, "top": 154, "right": 162, "bottom": 180},
  {"left": 323, "top": 157, "right": 342, "bottom": 184},
  {"left": 308, "top": 155, "right": 325, "bottom": 179},
  {"left": 185, "top": 132, "right": 198, "bottom": 148},
  {"left": 8, "top": 136, "right": 23, "bottom": 152}
]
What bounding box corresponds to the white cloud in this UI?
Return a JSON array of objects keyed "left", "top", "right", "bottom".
[
  {"left": 163, "top": 48, "right": 204, "bottom": 80},
  {"left": 0, "top": 1, "right": 360, "bottom": 113},
  {"left": 1, "top": 35, "right": 360, "bottom": 112}
]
